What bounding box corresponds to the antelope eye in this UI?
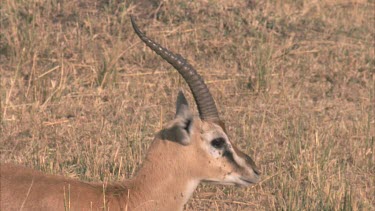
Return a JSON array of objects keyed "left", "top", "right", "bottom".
[{"left": 211, "top": 138, "right": 226, "bottom": 149}]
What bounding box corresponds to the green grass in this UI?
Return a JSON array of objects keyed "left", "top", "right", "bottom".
[{"left": 1, "top": 0, "right": 374, "bottom": 210}]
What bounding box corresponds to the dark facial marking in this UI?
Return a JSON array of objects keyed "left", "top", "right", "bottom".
[
  {"left": 223, "top": 150, "right": 241, "bottom": 169},
  {"left": 231, "top": 144, "right": 261, "bottom": 175}
]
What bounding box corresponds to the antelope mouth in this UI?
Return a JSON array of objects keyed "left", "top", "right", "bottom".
[
  {"left": 203, "top": 174, "right": 260, "bottom": 187},
  {"left": 240, "top": 177, "right": 256, "bottom": 184},
  {"left": 239, "top": 176, "right": 260, "bottom": 186},
  {"left": 202, "top": 179, "right": 235, "bottom": 185}
]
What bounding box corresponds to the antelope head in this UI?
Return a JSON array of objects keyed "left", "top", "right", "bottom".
[{"left": 131, "top": 16, "right": 260, "bottom": 188}]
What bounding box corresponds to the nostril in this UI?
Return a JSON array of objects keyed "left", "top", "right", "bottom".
[{"left": 253, "top": 167, "right": 261, "bottom": 176}]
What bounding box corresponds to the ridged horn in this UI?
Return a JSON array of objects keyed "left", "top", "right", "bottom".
[{"left": 131, "top": 16, "right": 220, "bottom": 121}]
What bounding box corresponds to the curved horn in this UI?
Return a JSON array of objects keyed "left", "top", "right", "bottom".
[{"left": 131, "top": 16, "right": 220, "bottom": 121}]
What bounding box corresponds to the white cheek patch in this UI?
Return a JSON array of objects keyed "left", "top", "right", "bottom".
[{"left": 208, "top": 146, "right": 222, "bottom": 158}]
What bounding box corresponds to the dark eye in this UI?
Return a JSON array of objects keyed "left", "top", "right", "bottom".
[{"left": 211, "top": 138, "right": 226, "bottom": 149}]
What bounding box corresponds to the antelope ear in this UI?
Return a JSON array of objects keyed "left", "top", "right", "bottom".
[
  {"left": 162, "top": 91, "right": 193, "bottom": 145},
  {"left": 175, "top": 91, "right": 190, "bottom": 117}
]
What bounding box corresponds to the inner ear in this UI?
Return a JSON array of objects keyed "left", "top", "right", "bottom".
[
  {"left": 176, "top": 91, "right": 193, "bottom": 135},
  {"left": 184, "top": 118, "right": 192, "bottom": 133},
  {"left": 161, "top": 117, "right": 193, "bottom": 146},
  {"left": 160, "top": 91, "right": 193, "bottom": 145}
]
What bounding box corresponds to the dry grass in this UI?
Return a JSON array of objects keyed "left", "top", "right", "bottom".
[{"left": 1, "top": 0, "right": 374, "bottom": 210}]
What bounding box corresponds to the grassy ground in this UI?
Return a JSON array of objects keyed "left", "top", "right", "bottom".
[{"left": 1, "top": 0, "right": 374, "bottom": 210}]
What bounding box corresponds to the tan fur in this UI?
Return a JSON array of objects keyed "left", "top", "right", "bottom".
[{"left": 1, "top": 117, "right": 259, "bottom": 210}]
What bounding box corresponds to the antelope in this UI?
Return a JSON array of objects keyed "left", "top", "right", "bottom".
[{"left": 0, "top": 16, "right": 260, "bottom": 211}]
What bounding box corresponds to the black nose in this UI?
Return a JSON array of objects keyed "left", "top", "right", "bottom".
[{"left": 253, "top": 167, "right": 261, "bottom": 176}]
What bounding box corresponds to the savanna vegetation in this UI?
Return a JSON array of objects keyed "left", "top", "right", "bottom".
[{"left": 1, "top": 0, "right": 374, "bottom": 210}]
